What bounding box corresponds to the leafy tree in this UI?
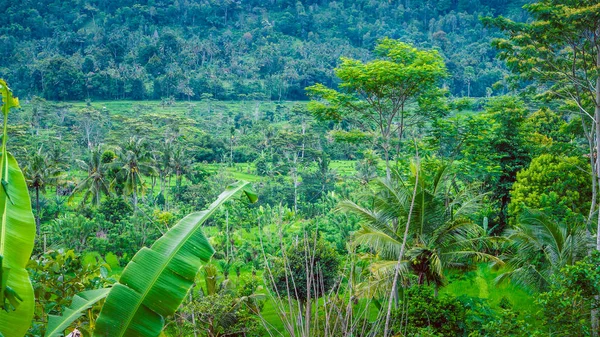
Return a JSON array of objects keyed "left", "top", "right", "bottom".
[
  {"left": 509, "top": 154, "right": 591, "bottom": 224},
  {"left": 27, "top": 250, "right": 112, "bottom": 336},
  {"left": 171, "top": 145, "right": 193, "bottom": 199},
  {"left": 460, "top": 96, "right": 531, "bottom": 232},
  {"left": 306, "top": 38, "right": 447, "bottom": 178},
  {"left": 267, "top": 238, "right": 339, "bottom": 307},
  {"left": 391, "top": 286, "right": 466, "bottom": 336},
  {"left": 485, "top": 0, "right": 600, "bottom": 250}
]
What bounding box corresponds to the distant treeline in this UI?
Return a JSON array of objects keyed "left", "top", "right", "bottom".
[{"left": 0, "top": 0, "right": 527, "bottom": 101}]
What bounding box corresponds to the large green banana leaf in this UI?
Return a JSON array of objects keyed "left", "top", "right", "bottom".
[
  {"left": 94, "top": 181, "right": 256, "bottom": 337},
  {"left": 0, "top": 80, "right": 36, "bottom": 337},
  {"left": 46, "top": 288, "right": 110, "bottom": 337}
]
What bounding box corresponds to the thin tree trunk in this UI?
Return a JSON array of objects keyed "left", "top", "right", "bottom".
[
  {"left": 35, "top": 187, "right": 41, "bottom": 235},
  {"left": 133, "top": 188, "right": 138, "bottom": 211},
  {"left": 592, "top": 49, "right": 600, "bottom": 336},
  {"left": 383, "top": 151, "right": 420, "bottom": 337}
]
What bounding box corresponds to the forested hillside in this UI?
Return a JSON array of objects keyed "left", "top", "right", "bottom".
[
  {"left": 0, "top": 0, "right": 527, "bottom": 100},
  {"left": 2, "top": 1, "right": 600, "bottom": 337}
]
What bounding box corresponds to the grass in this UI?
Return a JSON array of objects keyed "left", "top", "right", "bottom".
[{"left": 442, "top": 264, "right": 536, "bottom": 317}]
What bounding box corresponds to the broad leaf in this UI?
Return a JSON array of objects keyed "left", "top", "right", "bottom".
[
  {"left": 0, "top": 79, "right": 36, "bottom": 337},
  {"left": 94, "top": 180, "right": 256, "bottom": 337},
  {"left": 46, "top": 288, "right": 110, "bottom": 337}
]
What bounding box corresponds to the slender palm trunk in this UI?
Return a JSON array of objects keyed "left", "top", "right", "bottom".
[
  {"left": 383, "top": 158, "right": 420, "bottom": 337},
  {"left": 132, "top": 187, "right": 138, "bottom": 211},
  {"left": 592, "top": 51, "right": 600, "bottom": 337},
  {"left": 35, "top": 187, "right": 40, "bottom": 235}
]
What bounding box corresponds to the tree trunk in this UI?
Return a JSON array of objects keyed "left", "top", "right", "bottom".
[
  {"left": 132, "top": 187, "right": 138, "bottom": 211},
  {"left": 383, "top": 157, "right": 420, "bottom": 337},
  {"left": 35, "top": 187, "right": 40, "bottom": 235},
  {"left": 592, "top": 50, "right": 600, "bottom": 337}
]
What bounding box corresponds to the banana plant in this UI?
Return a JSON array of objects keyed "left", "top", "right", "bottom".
[
  {"left": 89, "top": 180, "right": 256, "bottom": 337},
  {"left": 0, "top": 79, "right": 37, "bottom": 336},
  {"left": 45, "top": 288, "right": 110, "bottom": 337}
]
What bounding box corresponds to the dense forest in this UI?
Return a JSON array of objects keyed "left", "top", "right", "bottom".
[
  {"left": 0, "top": 0, "right": 527, "bottom": 100},
  {"left": 1, "top": 0, "right": 600, "bottom": 337}
]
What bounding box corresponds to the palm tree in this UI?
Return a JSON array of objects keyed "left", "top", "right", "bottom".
[
  {"left": 339, "top": 163, "right": 498, "bottom": 293},
  {"left": 69, "top": 146, "right": 111, "bottom": 207},
  {"left": 170, "top": 145, "right": 192, "bottom": 199},
  {"left": 23, "top": 148, "right": 62, "bottom": 234},
  {"left": 496, "top": 209, "right": 590, "bottom": 291},
  {"left": 152, "top": 138, "right": 173, "bottom": 206},
  {"left": 114, "top": 137, "right": 157, "bottom": 210}
]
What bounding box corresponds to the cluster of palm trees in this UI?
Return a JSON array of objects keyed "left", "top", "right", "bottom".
[
  {"left": 340, "top": 161, "right": 591, "bottom": 300},
  {"left": 24, "top": 136, "right": 194, "bottom": 226}
]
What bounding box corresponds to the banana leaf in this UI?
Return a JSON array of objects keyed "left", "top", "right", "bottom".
[
  {"left": 46, "top": 288, "right": 110, "bottom": 337},
  {"left": 0, "top": 80, "right": 36, "bottom": 337},
  {"left": 94, "top": 181, "right": 256, "bottom": 337}
]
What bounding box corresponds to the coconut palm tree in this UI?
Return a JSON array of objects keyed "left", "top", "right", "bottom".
[
  {"left": 114, "top": 137, "right": 157, "bottom": 210},
  {"left": 152, "top": 138, "right": 174, "bottom": 206},
  {"left": 171, "top": 145, "right": 192, "bottom": 198},
  {"left": 496, "top": 209, "right": 591, "bottom": 291},
  {"left": 69, "top": 146, "right": 111, "bottom": 207},
  {"left": 339, "top": 163, "right": 498, "bottom": 293},
  {"left": 23, "top": 148, "right": 63, "bottom": 234}
]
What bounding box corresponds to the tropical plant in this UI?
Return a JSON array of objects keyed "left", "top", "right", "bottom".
[
  {"left": 0, "top": 79, "right": 37, "bottom": 336},
  {"left": 171, "top": 145, "right": 193, "bottom": 199},
  {"left": 23, "top": 148, "right": 63, "bottom": 233},
  {"left": 47, "top": 181, "right": 255, "bottom": 337},
  {"left": 27, "top": 249, "right": 113, "bottom": 336},
  {"left": 114, "top": 137, "right": 157, "bottom": 210},
  {"left": 339, "top": 163, "right": 498, "bottom": 293},
  {"left": 267, "top": 238, "right": 340, "bottom": 307},
  {"left": 497, "top": 209, "right": 591, "bottom": 291},
  {"left": 151, "top": 138, "right": 173, "bottom": 207},
  {"left": 508, "top": 154, "right": 591, "bottom": 225},
  {"left": 535, "top": 251, "right": 600, "bottom": 336},
  {"left": 70, "top": 146, "right": 111, "bottom": 207}
]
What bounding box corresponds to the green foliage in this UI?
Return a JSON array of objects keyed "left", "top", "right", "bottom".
[
  {"left": 46, "top": 288, "right": 109, "bottom": 337},
  {"left": 0, "top": 79, "right": 36, "bottom": 337},
  {"left": 2, "top": 1, "right": 520, "bottom": 100},
  {"left": 70, "top": 147, "right": 112, "bottom": 207},
  {"left": 340, "top": 162, "right": 497, "bottom": 291},
  {"left": 306, "top": 38, "right": 447, "bottom": 175},
  {"left": 26, "top": 250, "right": 113, "bottom": 336},
  {"left": 392, "top": 287, "right": 466, "bottom": 336},
  {"left": 93, "top": 181, "right": 256, "bottom": 337},
  {"left": 177, "top": 278, "right": 265, "bottom": 337},
  {"left": 509, "top": 154, "right": 591, "bottom": 223},
  {"left": 267, "top": 238, "right": 340, "bottom": 305},
  {"left": 534, "top": 252, "right": 600, "bottom": 336},
  {"left": 498, "top": 210, "right": 590, "bottom": 291},
  {"left": 98, "top": 197, "right": 132, "bottom": 224}
]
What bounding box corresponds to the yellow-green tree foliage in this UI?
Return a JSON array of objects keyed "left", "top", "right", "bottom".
[{"left": 509, "top": 154, "right": 591, "bottom": 224}]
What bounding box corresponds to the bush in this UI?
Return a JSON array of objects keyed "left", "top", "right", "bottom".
[
  {"left": 392, "top": 286, "right": 466, "bottom": 336},
  {"left": 266, "top": 238, "right": 339, "bottom": 305}
]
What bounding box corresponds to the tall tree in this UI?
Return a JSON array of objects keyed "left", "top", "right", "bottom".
[
  {"left": 114, "top": 137, "right": 156, "bottom": 210},
  {"left": 339, "top": 163, "right": 497, "bottom": 293},
  {"left": 23, "top": 149, "right": 61, "bottom": 234},
  {"left": 306, "top": 38, "right": 447, "bottom": 179},
  {"left": 69, "top": 146, "right": 111, "bottom": 207},
  {"left": 484, "top": 0, "right": 600, "bottom": 249}
]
